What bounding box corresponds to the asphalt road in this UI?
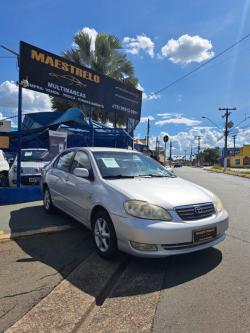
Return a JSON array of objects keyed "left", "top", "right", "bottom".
[
  {"left": 153, "top": 167, "right": 250, "bottom": 333},
  {"left": 1, "top": 167, "right": 250, "bottom": 333}
]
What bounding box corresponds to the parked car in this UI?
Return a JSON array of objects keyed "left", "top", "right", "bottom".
[
  {"left": 9, "top": 148, "right": 50, "bottom": 186},
  {"left": 0, "top": 149, "right": 10, "bottom": 187},
  {"left": 164, "top": 164, "right": 174, "bottom": 173},
  {"left": 4, "top": 151, "right": 16, "bottom": 168},
  {"left": 41, "top": 147, "right": 228, "bottom": 258},
  {"left": 174, "top": 162, "right": 182, "bottom": 168}
]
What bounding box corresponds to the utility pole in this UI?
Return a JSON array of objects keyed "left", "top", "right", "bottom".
[
  {"left": 146, "top": 118, "right": 150, "bottom": 151},
  {"left": 196, "top": 136, "right": 201, "bottom": 167},
  {"left": 169, "top": 141, "right": 172, "bottom": 162},
  {"left": 219, "top": 107, "right": 236, "bottom": 169},
  {"left": 155, "top": 136, "right": 160, "bottom": 160},
  {"left": 232, "top": 134, "right": 237, "bottom": 155},
  {"left": 190, "top": 144, "right": 193, "bottom": 164}
]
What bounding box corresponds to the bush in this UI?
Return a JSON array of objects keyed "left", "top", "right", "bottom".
[{"left": 212, "top": 164, "right": 222, "bottom": 170}]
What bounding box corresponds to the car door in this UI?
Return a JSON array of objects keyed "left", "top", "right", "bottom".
[
  {"left": 47, "top": 150, "right": 75, "bottom": 211},
  {"left": 65, "top": 150, "right": 95, "bottom": 225}
]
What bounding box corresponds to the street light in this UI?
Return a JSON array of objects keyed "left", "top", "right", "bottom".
[{"left": 201, "top": 116, "right": 221, "bottom": 129}]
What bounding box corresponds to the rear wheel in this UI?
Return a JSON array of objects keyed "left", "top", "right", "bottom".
[
  {"left": 0, "top": 173, "right": 9, "bottom": 187},
  {"left": 92, "top": 210, "right": 117, "bottom": 259},
  {"left": 43, "top": 187, "right": 54, "bottom": 214}
]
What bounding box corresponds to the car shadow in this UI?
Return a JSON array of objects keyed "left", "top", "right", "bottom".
[{"left": 9, "top": 205, "right": 222, "bottom": 301}]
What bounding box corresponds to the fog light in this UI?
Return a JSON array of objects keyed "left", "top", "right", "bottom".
[{"left": 130, "top": 241, "right": 158, "bottom": 252}]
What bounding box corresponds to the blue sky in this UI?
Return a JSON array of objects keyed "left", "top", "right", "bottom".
[{"left": 1, "top": 0, "right": 250, "bottom": 156}]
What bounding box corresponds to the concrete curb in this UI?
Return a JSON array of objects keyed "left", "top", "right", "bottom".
[
  {"left": 6, "top": 253, "right": 127, "bottom": 333},
  {"left": 0, "top": 224, "right": 73, "bottom": 242},
  {"left": 206, "top": 169, "right": 250, "bottom": 179}
]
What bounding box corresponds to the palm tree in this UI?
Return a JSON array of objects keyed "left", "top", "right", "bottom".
[{"left": 51, "top": 32, "right": 138, "bottom": 126}]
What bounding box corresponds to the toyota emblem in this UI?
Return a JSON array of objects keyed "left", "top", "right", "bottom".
[{"left": 194, "top": 207, "right": 203, "bottom": 214}]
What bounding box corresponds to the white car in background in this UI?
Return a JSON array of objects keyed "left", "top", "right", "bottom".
[
  {"left": 9, "top": 148, "right": 50, "bottom": 186},
  {"left": 41, "top": 147, "right": 228, "bottom": 259},
  {"left": 0, "top": 149, "right": 10, "bottom": 187},
  {"left": 165, "top": 165, "right": 174, "bottom": 174}
]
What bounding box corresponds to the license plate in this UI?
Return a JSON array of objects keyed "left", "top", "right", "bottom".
[
  {"left": 29, "top": 177, "right": 39, "bottom": 183},
  {"left": 193, "top": 227, "right": 217, "bottom": 243}
]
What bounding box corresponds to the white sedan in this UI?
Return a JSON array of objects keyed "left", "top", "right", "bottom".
[
  {"left": 9, "top": 149, "right": 50, "bottom": 186},
  {"left": 41, "top": 147, "right": 228, "bottom": 258}
]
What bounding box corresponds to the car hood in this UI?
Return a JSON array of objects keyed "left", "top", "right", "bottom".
[
  {"left": 12, "top": 161, "right": 50, "bottom": 169},
  {"left": 106, "top": 176, "right": 214, "bottom": 209}
]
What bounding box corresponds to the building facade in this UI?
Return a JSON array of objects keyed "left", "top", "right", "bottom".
[{"left": 229, "top": 145, "right": 250, "bottom": 168}]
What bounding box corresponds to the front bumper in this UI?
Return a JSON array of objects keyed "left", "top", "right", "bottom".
[
  {"left": 110, "top": 209, "right": 229, "bottom": 257},
  {"left": 9, "top": 174, "right": 41, "bottom": 186}
]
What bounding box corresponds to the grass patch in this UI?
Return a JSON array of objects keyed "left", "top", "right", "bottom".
[
  {"left": 211, "top": 164, "right": 223, "bottom": 170},
  {"left": 208, "top": 167, "right": 250, "bottom": 178}
]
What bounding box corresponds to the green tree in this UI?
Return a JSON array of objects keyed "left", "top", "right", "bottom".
[
  {"left": 51, "top": 31, "right": 139, "bottom": 126},
  {"left": 197, "top": 147, "right": 220, "bottom": 164}
]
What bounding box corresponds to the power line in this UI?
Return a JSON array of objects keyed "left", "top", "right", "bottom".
[{"left": 154, "top": 33, "right": 250, "bottom": 95}]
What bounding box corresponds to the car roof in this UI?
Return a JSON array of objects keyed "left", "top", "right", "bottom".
[{"left": 70, "top": 147, "right": 139, "bottom": 153}]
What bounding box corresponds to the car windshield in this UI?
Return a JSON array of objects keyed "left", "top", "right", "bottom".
[
  {"left": 93, "top": 151, "right": 175, "bottom": 179},
  {"left": 21, "top": 150, "right": 50, "bottom": 162}
]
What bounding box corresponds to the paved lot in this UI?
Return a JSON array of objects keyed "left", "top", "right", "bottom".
[
  {"left": 1, "top": 167, "right": 250, "bottom": 332},
  {"left": 0, "top": 201, "right": 74, "bottom": 238}
]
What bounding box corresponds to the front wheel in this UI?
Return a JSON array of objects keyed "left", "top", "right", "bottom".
[
  {"left": 0, "top": 173, "right": 9, "bottom": 187},
  {"left": 92, "top": 211, "right": 118, "bottom": 259},
  {"left": 43, "top": 187, "right": 54, "bottom": 214}
]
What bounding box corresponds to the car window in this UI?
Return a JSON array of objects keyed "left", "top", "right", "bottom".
[
  {"left": 93, "top": 152, "right": 174, "bottom": 178},
  {"left": 71, "top": 151, "right": 92, "bottom": 172},
  {"left": 55, "top": 151, "right": 75, "bottom": 172}
]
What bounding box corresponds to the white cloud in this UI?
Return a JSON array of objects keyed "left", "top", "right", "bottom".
[
  {"left": 161, "top": 34, "right": 214, "bottom": 64},
  {"left": 123, "top": 34, "right": 155, "bottom": 58},
  {"left": 140, "top": 116, "right": 155, "bottom": 123},
  {"left": 157, "top": 112, "right": 182, "bottom": 118},
  {"left": 137, "top": 83, "right": 160, "bottom": 101},
  {"left": 155, "top": 115, "right": 201, "bottom": 126},
  {"left": 177, "top": 94, "right": 183, "bottom": 102},
  {"left": 155, "top": 126, "right": 250, "bottom": 155},
  {"left": 0, "top": 81, "right": 52, "bottom": 113},
  {"left": 74, "top": 27, "right": 98, "bottom": 52}
]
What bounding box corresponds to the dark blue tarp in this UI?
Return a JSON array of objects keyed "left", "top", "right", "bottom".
[{"left": 3, "top": 108, "right": 133, "bottom": 151}]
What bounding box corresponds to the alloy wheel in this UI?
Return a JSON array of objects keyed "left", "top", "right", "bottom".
[
  {"left": 94, "top": 217, "right": 111, "bottom": 252},
  {"left": 44, "top": 189, "right": 51, "bottom": 211}
]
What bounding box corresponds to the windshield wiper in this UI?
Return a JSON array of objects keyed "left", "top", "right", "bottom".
[{"left": 103, "top": 175, "right": 135, "bottom": 179}]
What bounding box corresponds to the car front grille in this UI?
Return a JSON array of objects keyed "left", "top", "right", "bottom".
[{"left": 175, "top": 203, "right": 215, "bottom": 221}]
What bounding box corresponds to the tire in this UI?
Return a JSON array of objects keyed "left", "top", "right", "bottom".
[
  {"left": 0, "top": 173, "right": 9, "bottom": 187},
  {"left": 43, "top": 187, "right": 54, "bottom": 214},
  {"left": 92, "top": 210, "right": 118, "bottom": 259}
]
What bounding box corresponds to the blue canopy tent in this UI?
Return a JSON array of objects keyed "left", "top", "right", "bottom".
[{"left": 3, "top": 108, "right": 135, "bottom": 152}]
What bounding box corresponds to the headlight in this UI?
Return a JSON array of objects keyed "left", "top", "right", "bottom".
[
  {"left": 124, "top": 200, "right": 172, "bottom": 221},
  {"left": 212, "top": 193, "right": 223, "bottom": 213},
  {"left": 13, "top": 166, "right": 23, "bottom": 173}
]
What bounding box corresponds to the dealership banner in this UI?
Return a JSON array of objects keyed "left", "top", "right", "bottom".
[
  {"left": 19, "top": 41, "right": 142, "bottom": 120},
  {"left": 48, "top": 130, "right": 67, "bottom": 159}
]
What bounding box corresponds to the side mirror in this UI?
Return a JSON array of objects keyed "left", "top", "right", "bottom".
[{"left": 73, "top": 168, "right": 89, "bottom": 178}]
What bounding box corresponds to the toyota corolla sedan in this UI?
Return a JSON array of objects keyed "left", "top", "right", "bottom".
[{"left": 41, "top": 147, "right": 228, "bottom": 258}]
